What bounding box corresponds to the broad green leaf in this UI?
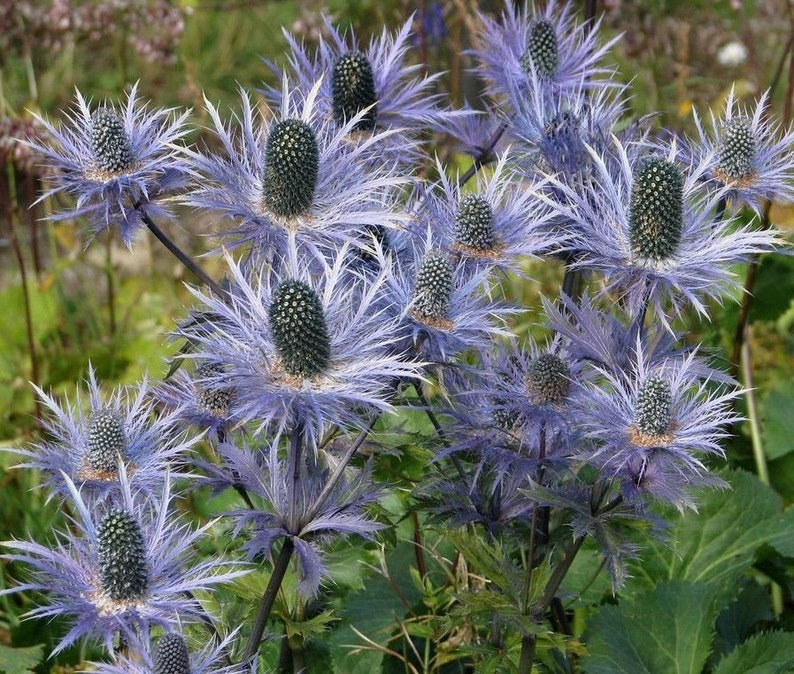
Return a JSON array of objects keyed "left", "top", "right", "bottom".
[
  {"left": 749, "top": 256, "right": 794, "bottom": 322},
  {"left": 713, "top": 631, "right": 794, "bottom": 674},
  {"left": 328, "top": 541, "right": 425, "bottom": 674},
  {"left": 581, "top": 581, "right": 719, "bottom": 674},
  {"left": 626, "top": 469, "right": 789, "bottom": 598},
  {"left": 761, "top": 382, "right": 794, "bottom": 460},
  {"left": 0, "top": 643, "right": 45, "bottom": 673}
]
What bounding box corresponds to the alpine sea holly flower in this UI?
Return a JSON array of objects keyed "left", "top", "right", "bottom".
[
  {"left": 542, "top": 293, "right": 734, "bottom": 385},
  {"left": 87, "top": 631, "right": 244, "bottom": 674},
  {"left": 209, "top": 439, "right": 382, "bottom": 597},
  {"left": 577, "top": 346, "right": 741, "bottom": 510},
  {"left": 507, "top": 76, "right": 627, "bottom": 180},
  {"left": 472, "top": 0, "right": 620, "bottom": 109},
  {"left": 543, "top": 136, "right": 780, "bottom": 324},
  {"left": 686, "top": 87, "right": 794, "bottom": 213},
  {"left": 428, "top": 154, "right": 564, "bottom": 277},
  {"left": 263, "top": 17, "right": 463, "bottom": 168},
  {"left": 178, "top": 244, "right": 424, "bottom": 444},
  {"left": 1, "top": 471, "right": 246, "bottom": 655},
  {"left": 155, "top": 361, "right": 238, "bottom": 441},
  {"left": 27, "top": 83, "right": 190, "bottom": 246},
  {"left": 180, "top": 83, "right": 407, "bottom": 260},
  {"left": 386, "top": 224, "right": 514, "bottom": 363},
  {"left": 8, "top": 367, "right": 194, "bottom": 502}
]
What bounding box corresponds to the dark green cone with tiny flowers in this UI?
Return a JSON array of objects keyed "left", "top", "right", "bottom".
[
  {"left": 194, "top": 362, "right": 235, "bottom": 419},
  {"left": 413, "top": 253, "right": 453, "bottom": 320},
  {"left": 629, "top": 158, "right": 684, "bottom": 261},
  {"left": 91, "top": 108, "right": 134, "bottom": 173},
  {"left": 97, "top": 509, "right": 148, "bottom": 601},
  {"left": 269, "top": 280, "right": 331, "bottom": 377},
  {"left": 332, "top": 51, "right": 378, "bottom": 132},
  {"left": 263, "top": 119, "right": 319, "bottom": 217},
  {"left": 717, "top": 116, "right": 756, "bottom": 182},
  {"left": 455, "top": 194, "right": 495, "bottom": 250},
  {"left": 521, "top": 20, "right": 558, "bottom": 78},
  {"left": 635, "top": 376, "right": 672, "bottom": 437},
  {"left": 526, "top": 353, "right": 570, "bottom": 405},
  {"left": 86, "top": 411, "right": 126, "bottom": 473},
  {"left": 154, "top": 633, "right": 191, "bottom": 674}
]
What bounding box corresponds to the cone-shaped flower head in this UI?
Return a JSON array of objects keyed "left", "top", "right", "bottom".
[
  {"left": 193, "top": 363, "right": 235, "bottom": 421},
  {"left": 154, "top": 633, "right": 191, "bottom": 674},
  {"left": 521, "top": 19, "right": 558, "bottom": 78},
  {"left": 268, "top": 279, "right": 331, "bottom": 377},
  {"left": 86, "top": 411, "right": 127, "bottom": 474},
  {"left": 332, "top": 51, "right": 378, "bottom": 131},
  {"left": 97, "top": 508, "right": 149, "bottom": 602},
  {"left": 91, "top": 108, "right": 135, "bottom": 174},
  {"left": 412, "top": 252, "right": 453, "bottom": 322},
  {"left": 525, "top": 352, "right": 571, "bottom": 405},
  {"left": 263, "top": 119, "right": 319, "bottom": 217},
  {"left": 715, "top": 115, "right": 756, "bottom": 184},
  {"left": 455, "top": 194, "right": 495, "bottom": 251},
  {"left": 632, "top": 376, "right": 673, "bottom": 441},
  {"left": 628, "top": 158, "right": 684, "bottom": 261}
]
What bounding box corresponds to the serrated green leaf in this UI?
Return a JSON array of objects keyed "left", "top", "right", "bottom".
[
  {"left": 581, "top": 581, "right": 719, "bottom": 674},
  {"left": 626, "top": 469, "right": 789, "bottom": 598},
  {"left": 0, "top": 643, "right": 45, "bottom": 673},
  {"left": 713, "top": 631, "right": 794, "bottom": 674}
]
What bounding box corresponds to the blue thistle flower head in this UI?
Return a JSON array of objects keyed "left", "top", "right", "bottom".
[
  {"left": 87, "top": 630, "right": 245, "bottom": 674},
  {"left": 177, "top": 243, "right": 425, "bottom": 444},
  {"left": 263, "top": 17, "right": 466, "bottom": 168},
  {"left": 473, "top": 0, "right": 620, "bottom": 109},
  {"left": 1, "top": 469, "right": 247, "bottom": 655},
  {"left": 508, "top": 78, "right": 627, "bottom": 179},
  {"left": 156, "top": 361, "right": 238, "bottom": 440},
  {"left": 28, "top": 83, "right": 191, "bottom": 247},
  {"left": 544, "top": 136, "right": 781, "bottom": 324},
  {"left": 577, "top": 344, "right": 741, "bottom": 510},
  {"left": 428, "top": 154, "right": 566, "bottom": 277},
  {"left": 180, "top": 84, "right": 407, "bottom": 260},
  {"left": 386, "top": 223, "right": 515, "bottom": 363},
  {"left": 7, "top": 367, "right": 196, "bottom": 503},
  {"left": 210, "top": 439, "right": 382, "bottom": 597},
  {"left": 687, "top": 86, "right": 794, "bottom": 213}
]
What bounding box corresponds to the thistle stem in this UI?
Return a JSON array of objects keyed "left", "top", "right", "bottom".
[
  {"left": 137, "top": 206, "right": 226, "bottom": 298},
  {"left": 241, "top": 537, "right": 295, "bottom": 664},
  {"left": 457, "top": 121, "right": 508, "bottom": 188}
]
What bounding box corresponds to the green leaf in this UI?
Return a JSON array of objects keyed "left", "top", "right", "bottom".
[
  {"left": 749, "top": 256, "right": 794, "bottom": 322},
  {"left": 328, "top": 541, "right": 425, "bottom": 674},
  {"left": 625, "top": 469, "right": 789, "bottom": 599},
  {"left": 0, "top": 643, "right": 45, "bottom": 673},
  {"left": 713, "top": 632, "right": 794, "bottom": 674},
  {"left": 581, "top": 581, "right": 719, "bottom": 674},
  {"left": 761, "top": 382, "right": 794, "bottom": 460}
]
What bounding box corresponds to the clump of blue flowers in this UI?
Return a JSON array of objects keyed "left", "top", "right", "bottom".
[{"left": 3, "top": 2, "right": 790, "bottom": 672}]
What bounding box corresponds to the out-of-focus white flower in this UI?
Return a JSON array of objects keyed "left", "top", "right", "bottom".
[{"left": 717, "top": 41, "right": 748, "bottom": 67}]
